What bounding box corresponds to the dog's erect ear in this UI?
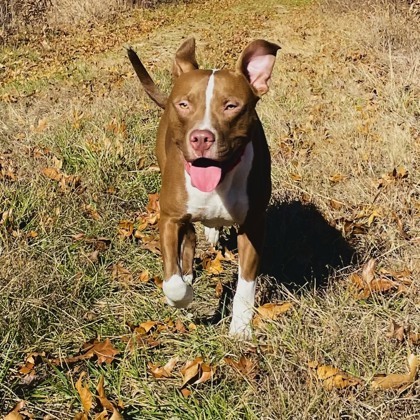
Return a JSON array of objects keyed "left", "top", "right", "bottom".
[
  {"left": 172, "top": 38, "right": 199, "bottom": 78},
  {"left": 127, "top": 47, "right": 167, "bottom": 109},
  {"left": 236, "top": 39, "right": 280, "bottom": 96}
]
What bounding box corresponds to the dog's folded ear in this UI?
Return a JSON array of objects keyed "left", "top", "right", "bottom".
[
  {"left": 172, "top": 37, "right": 199, "bottom": 78},
  {"left": 127, "top": 47, "right": 167, "bottom": 109},
  {"left": 236, "top": 39, "right": 281, "bottom": 96}
]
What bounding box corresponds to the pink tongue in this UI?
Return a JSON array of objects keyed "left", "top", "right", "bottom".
[{"left": 190, "top": 165, "right": 222, "bottom": 192}]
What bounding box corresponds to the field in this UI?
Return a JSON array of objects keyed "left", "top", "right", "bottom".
[{"left": 0, "top": 0, "right": 419, "bottom": 418}]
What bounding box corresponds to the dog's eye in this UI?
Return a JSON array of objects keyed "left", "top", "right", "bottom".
[
  {"left": 178, "top": 101, "right": 189, "bottom": 109},
  {"left": 224, "top": 102, "right": 238, "bottom": 111}
]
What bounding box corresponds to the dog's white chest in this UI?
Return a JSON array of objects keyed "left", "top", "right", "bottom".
[{"left": 185, "top": 142, "right": 253, "bottom": 227}]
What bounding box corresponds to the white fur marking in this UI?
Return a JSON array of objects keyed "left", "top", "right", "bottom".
[
  {"left": 205, "top": 227, "right": 220, "bottom": 246},
  {"left": 163, "top": 274, "right": 193, "bottom": 308},
  {"left": 229, "top": 274, "right": 256, "bottom": 339},
  {"left": 198, "top": 70, "right": 217, "bottom": 131},
  {"left": 185, "top": 142, "right": 254, "bottom": 227}
]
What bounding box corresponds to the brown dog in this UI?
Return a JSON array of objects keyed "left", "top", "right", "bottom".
[{"left": 128, "top": 38, "right": 280, "bottom": 338}]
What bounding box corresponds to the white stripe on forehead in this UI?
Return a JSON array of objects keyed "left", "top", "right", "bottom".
[{"left": 198, "top": 69, "right": 218, "bottom": 130}]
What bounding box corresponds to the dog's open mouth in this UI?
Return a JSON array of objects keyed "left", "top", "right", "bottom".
[
  {"left": 184, "top": 145, "right": 247, "bottom": 193},
  {"left": 184, "top": 158, "right": 222, "bottom": 193}
]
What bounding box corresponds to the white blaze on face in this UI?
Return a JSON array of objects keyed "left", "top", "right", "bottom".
[{"left": 198, "top": 70, "right": 217, "bottom": 131}]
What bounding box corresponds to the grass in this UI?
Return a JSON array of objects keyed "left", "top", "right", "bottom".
[{"left": 1, "top": 0, "right": 419, "bottom": 418}]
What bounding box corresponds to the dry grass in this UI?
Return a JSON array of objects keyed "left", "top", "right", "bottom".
[{"left": 0, "top": 0, "right": 419, "bottom": 418}]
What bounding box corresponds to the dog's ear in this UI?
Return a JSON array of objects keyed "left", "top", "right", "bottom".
[
  {"left": 172, "top": 38, "right": 199, "bottom": 78},
  {"left": 236, "top": 39, "right": 280, "bottom": 96}
]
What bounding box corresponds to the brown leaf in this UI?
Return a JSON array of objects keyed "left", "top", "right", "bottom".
[
  {"left": 42, "top": 167, "right": 62, "bottom": 181},
  {"left": 138, "top": 321, "right": 159, "bottom": 334},
  {"left": 96, "top": 376, "right": 115, "bottom": 412},
  {"left": 146, "top": 193, "right": 160, "bottom": 214},
  {"left": 75, "top": 372, "right": 93, "bottom": 414},
  {"left": 180, "top": 388, "right": 191, "bottom": 398},
  {"left": 361, "top": 258, "right": 376, "bottom": 284},
  {"left": 409, "top": 332, "right": 420, "bottom": 345},
  {"left": 83, "top": 204, "right": 101, "bottom": 221},
  {"left": 310, "top": 363, "right": 363, "bottom": 390},
  {"left": 148, "top": 357, "right": 179, "bottom": 379},
  {"left": 372, "top": 354, "right": 418, "bottom": 390},
  {"left": 253, "top": 302, "right": 294, "bottom": 327},
  {"left": 109, "top": 409, "right": 124, "bottom": 420},
  {"left": 86, "top": 338, "right": 119, "bottom": 365},
  {"left": 4, "top": 401, "right": 25, "bottom": 420},
  {"left": 386, "top": 321, "right": 405, "bottom": 342},
  {"left": 215, "top": 281, "right": 223, "bottom": 298},
  {"left": 117, "top": 220, "right": 134, "bottom": 237},
  {"left": 180, "top": 357, "right": 202, "bottom": 387},
  {"left": 74, "top": 413, "right": 88, "bottom": 420},
  {"left": 202, "top": 251, "right": 224, "bottom": 275},
  {"left": 111, "top": 263, "right": 133, "bottom": 285},
  {"left": 138, "top": 270, "right": 150, "bottom": 283},
  {"left": 175, "top": 319, "right": 187, "bottom": 333},
  {"left": 51, "top": 338, "right": 119, "bottom": 366},
  {"left": 193, "top": 363, "right": 216, "bottom": 385},
  {"left": 224, "top": 356, "right": 258, "bottom": 378}
]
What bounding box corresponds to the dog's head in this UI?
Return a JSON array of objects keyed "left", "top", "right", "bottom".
[
  {"left": 128, "top": 38, "right": 280, "bottom": 192},
  {"left": 168, "top": 38, "right": 280, "bottom": 191}
]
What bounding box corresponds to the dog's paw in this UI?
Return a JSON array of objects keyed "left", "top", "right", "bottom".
[
  {"left": 163, "top": 274, "right": 193, "bottom": 308},
  {"left": 229, "top": 318, "right": 252, "bottom": 340},
  {"left": 204, "top": 227, "right": 220, "bottom": 247}
]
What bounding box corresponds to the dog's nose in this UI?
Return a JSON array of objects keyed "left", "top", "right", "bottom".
[{"left": 189, "top": 129, "right": 215, "bottom": 153}]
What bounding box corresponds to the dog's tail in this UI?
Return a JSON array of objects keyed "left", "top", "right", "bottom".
[{"left": 127, "top": 47, "right": 167, "bottom": 109}]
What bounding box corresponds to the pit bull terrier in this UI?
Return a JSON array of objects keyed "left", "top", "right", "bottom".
[{"left": 128, "top": 38, "right": 280, "bottom": 338}]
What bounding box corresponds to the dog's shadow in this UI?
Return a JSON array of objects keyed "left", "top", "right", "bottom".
[{"left": 204, "top": 199, "right": 356, "bottom": 324}]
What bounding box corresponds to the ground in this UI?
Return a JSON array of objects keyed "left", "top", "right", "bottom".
[{"left": 0, "top": 0, "right": 419, "bottom": 418}]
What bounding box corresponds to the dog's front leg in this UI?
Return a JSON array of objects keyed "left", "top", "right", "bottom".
[
  {"left": 229, "top": 218, "right": 265, "bottom": 339},
  {"left": 160, "top": 216, "right": 193, "bottom": 308}
]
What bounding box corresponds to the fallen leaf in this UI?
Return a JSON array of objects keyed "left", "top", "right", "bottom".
[
  {"left": 42, "top": 167, "right": 62, "bottom": 181},
  {"left": 51, "top": 338, "right": 119, "bottom": 366},
  {"left": 361, "top": 258, "right": 376, "bottom": 283},
  {"left": 96, "top": 376, "right": 115, "bottom": 412},
  {"left": 148, "top": 357, "right": 179, "bottom": 379},
  {"left": 309, "top": 362, "right": 363, "bottom": 390},
  {"left": 215, "top": 281, "right": 223, "bottom": 298},
  {"left": 146, "top": 193, "right": 160, "bottom": 214},
  {"left": 109, "top": 409, "right": 124, "bottom": 420},
  {"left": 253, "top": 302, "right": 294, "bottom": 327},
  {"left": 202, "top": 251, "right": 224, "bottom": 275},
  {"left": 117, "top": 220, "right": 134, "bottom": 237},
  {"left": 224, "top": 356, "right": 258, "bottom": 378},
  {"left": 4, "top": 401, "right": 25, "bottom": 420},
  {"left": 329, "top": 173, "right": 346, "bottom": 183},
  {"left": 386, "top": 321, "right": 405, "bottom": 342},
  {"left": 349, "top": 259, "right": 401, "bottom": 299},
  {"left": 75, "top": 372, "right": 93, "bottom": 414},
  {"left": 180, "top": 388, "right": 191, "bottom": 398},
  {"left": 138, "top": 270, "right": 150, "bottom": 283},
  {"left": 193, "top": 362, "right": 215, "bottom": 385},
  {"left": 372, "top": 354, "right": 418, "bottom": 390},
  {"left": 180, "top": 357, "right": 202, "bottom": 387},
  {"left": 83, "top": 204, "right": 101, "bottom": 221},
  {"left": 111, "top": 263, "right": 133, "bottom": 285}
]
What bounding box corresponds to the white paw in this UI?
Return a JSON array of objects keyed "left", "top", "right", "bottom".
[
  {"left": 229, "top": 316, "right": 253, "bottom": 340},
  {"left": 229, "top": 276, "right": 256, "bottom": 340},
  {"left": 163, "top": 274, "right": 193, "bottom": 308},
  {"left": 204, "top": 227, "right": 220, "bottom": 247}
]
